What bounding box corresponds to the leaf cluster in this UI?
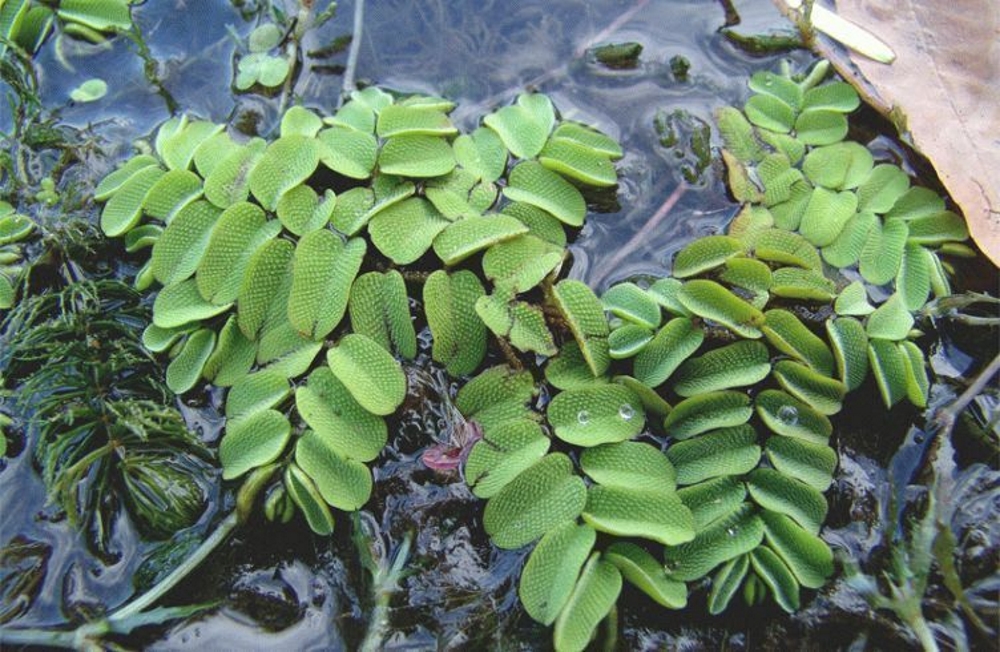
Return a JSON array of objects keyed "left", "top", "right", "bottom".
[
  {"left": 1, "top": 0, "right": 134, "bottom": 57},
  {"left": 95, "top": 90, "right": 621, "bottom": 538}
]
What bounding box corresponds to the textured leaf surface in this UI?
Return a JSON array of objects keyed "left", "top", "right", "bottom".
[
  {"left": 295, "top": 430, "right": 372, "bottom": 510},
  {"left": 663, "top": 505, "right": 763, "bottom": 581},
  {"left": 483, "top": 94, "right": 554, "bottom": 159},
  {"left": 326, "top": 334, "right": 406, "bottom": 416},
  {"left": 203, "top": 138, "right": 266, "bottom": 208},
  {"left": 483, "top": 453, "right": 587, "bottom": 549},
  {"left": 432, "top": 214, "right": 528, "bottom": 265},
  {"left": 608, "top": 324, "right": 653, "bottom": 359},
  {"left": 673, "top": 235, "right": 745, "bottom": 278},
  {"left": 605, "top": 542, "right": 687, "bottom": 609},
  {"left": 424, "top": 270, "right": 487, "bottom": 376},
  {"left": 802, "top": 142, "right": 873, "bottom": 190},
  {"left": 552, "top": 554, "right": 622, "bottom": 652},
  {"left": 197, "top": 202, "right": 280, "bottom": 305},
  {"left": 548, "top": 384, "right": 643, "bottom": 447},
  {"left": 765, "top": 437, "right": 837, "bottom": 491},
  {"left": 153, "top": 278, "right": 231, "bottom": 328},
  {"left": 289, "top": 232, "right": 365, "bottom": 340},
  {"left": 285, "top": 464, "right": 335, "bottom": 535},
  {"left": 678, "top": 280, "right": 763, "bottom": 338},
  {"left": 755, "top": 389, "right": 832, "bottom": 444},
  {"left": 553, "top": 280, "right": 610, "bottom": 377},
  {"left": 538, "top": 139, "right": 617, "bottom": 187},
  {"left": 151, "top": 200, "right": 221, "bottom": 286},
  {"left": 799, "top": 188, "right": 858, "bottom": 247},
  {"left": 202, "top": 316, "right": 255, "bottom": 387},
  {"left": 601, "top": 282, "right": 661, "bottom": 329},
  {"left": 375, "top": 104, "right": 456, "bottom": 137},
  {"left": 378, "top": 135, "right": 456, "bottom": 177},
  {"left": 632, "top": 317, "right": 703, "bottom": 388},
  {"left": 465, "top": 419, "right": 550, "bottom": 498},
  {"left": 94, "top": 155, "right": 160, "bottom": 200},
  {"left": 237, "top": 239, "right": 294, "bottom": 341},
  {"left": 752, "top": 228, "right": 822, "bottom": 270},
  {"left": 773, "top": 360, "right": 846, "bottom": 415},
  {"left": 750, "top": 546, "right": 799, "bottom": 613},
  {"left": 673, "top": 341, "right": 770, "bottom": 397},
  {"left": 868, "top": 338, "right": 908, "bottom": 407},
  {"left": 475, "top": 293, "right": 557, "bottom": 356},
  {"left": 761, "top": 309, "right": 834, "bottom": 376},
  {"left": 663, "top": 391, "right": 753, "bottom": 440},
  {"left": 708, "top": 554, "right": 749, "bottom": 615},
  {"left": 225, "top": 371, "right": 290, "bottom": 421},
  {"left": 165, "top": 329, "right": 215, "bottom": 394},
  {"left": 318, "top": 126, "right": 378, "bottom": 179},
  {"left": 519, "top": 522, "right": 596, "bottom": 625},
  {"left": 761, "top": 510, "right": 833, "bottom": 589},
  {"left": 746, "top": 468, "right": 827, "bottom": 534},
  {"left": 100, "top": 165, "right": 165, "bottom": 236},
  {"left": 482, "top": 235, "right": 563, "bottom": 293},
  {"left": 677, "top": 477, "right": 747, "bottom": 529},
  {"left": 452, "top": 127, "right": 507, "bottom": 182},
  {"left": 248, "top": 135, "right": 320, "bottom": 210},
  {"left": 866, "top": 293, "right": 914, "bottom": 341},
  {"left": 295, "top": 367, "right": 387, "bottom": 462},
  {"left": 276, "top": 185, "right": 334, "bottom": 236},
  {"left": 579, "top": 441, "right": 676, "bottom": 492},
  {"left": 583, "top": 485, "right": 695, "bottom": 545},
  {"left": 348, "top": 270, "right": 416, "bottom": 359},
  {"left": 860, "top": 218, "right": 908, "bottom": 285},
  {"left": 667, "top": 425, "right": 760, "bottom": 485},
  {"left": 220, "top": 409, "right": 291, "bottom": 479},
  {"left": 369, "top": 197, "right": 449, "bottom": 264},
  {"left": 143, "top": 169, "right": 203, "bottom": 222},
  {"left": 503, "top": 161, "right": 586, "bottom": 227}
]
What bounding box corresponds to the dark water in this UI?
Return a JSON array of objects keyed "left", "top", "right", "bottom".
[{"left": 1, "top": 1, "right": 997, "bottom": 650}]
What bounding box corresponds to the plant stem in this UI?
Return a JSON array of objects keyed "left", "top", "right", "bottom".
[
  {"left": 108, "top": 511, "right": 239, "bottom": 624},
  {"left": 932, "top": 351, "right": 1000, "bottom": 439},
  {"left": 359, "top": 532, "right": 412, "bottom": 652},
  {"left": 906, "top": 609, "right": 940, "bottom": 652},
  {"left": 339, "top": 0, "right": 365, "bottom": 106}
]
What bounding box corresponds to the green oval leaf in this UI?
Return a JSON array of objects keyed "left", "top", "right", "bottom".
[
  {"left": 678, "top": 279, "right": 764, "bottom": 338},
  {"left": 284, "top": 464, "right": 335, "bottom": 535},
  {"left": 295, "top": 366, "right": 387, "bottom": 462},
  {"left": 152, "top": 278, "right": 232, "bottom": 328},
  {"left": 608, "top": 324, "right": 654, "bottom": 359},
  {"left": 503, "top": 161, "right": 587, "bottom": 227},
  {"left": 369, "top": 197, "right": 450, "bottom": 264},
  {"left": 773, "top": 360, "right": 846, "bottom": 415},
  {"left": 453, "top": 126, "right": 508, "bottom": 183},
  {"left": 100, "top": 165, "right": 165, "bottom": 237},
  {"left": 580, "top": 441, "right": 676, "bottom": 492},
  {"left": 866, "top": 293, "right": 914, "bottom": 341},
  {"left": 633, "top": 317, "right": 703, "bottom": 388},
  {"left": 483, "top": 453, "right": 587, "bottom": 549},
  {"left": 94, "top": 155, "right": 160, "bottom": 201},
  {"left": 601, "top": 282, "right": 662, "bottom": 329},
  {"left": 348, "top": 270, "right": 416, "bottom": 359},
  {"left": 519, "top": 522, "right": 596, "bottom": 625},
  {"left": 548, "top": 384, "right": 644, "bottom": 447},
  {"left": 225, "top": 371, "right": 291, "bottom": 421},
  {"left": 677, "top": 477, "right": 747, "bottom": 528},
  {"left": 552, "top": 553, "right": 622, "bottom": 652},
  {"left": 237, "top": 238, "right": 294, "bottom": 341},
  {"left": 744, "top": 94, "right": 795, "bottom": 133},
  {"left": 151, "top": 200, "right": 221, "bottom": 286},
  {"left": 752, "top": 228, "right": 822, "bottom": 270},
  {"left": 761, "top": 308, "right": 834, "bottom": 376},
  {"left": 295, "top": 429, "right": 372, "bottom": 511},
  {"left": 432, "top": 214, "right": 528, "bottom": 265},
  {"left": 799, "top": 187, "right": 858, "bottom": 247},
  {"left": 318, "top": 126, "right": 378, "bottom": 179},
  {"left": 553, "top": 279, "right": 611, "bottom": 377},
  {"left": 201, "top": 316, "right": 256, "bottom": 387},
  {"left": 288, "top": 231, "right": 366, "bottom": 340},
  {"left": 802, "top": 141, "right": 873, "bottom": 190},
  {"left": 482, "top": 235, "right": 563, "bottom": 293},
  {"left": 859, "top": 218, "right": 908, "bottom": 285},
  {"left": 673, "top": 340, "right": 771, "bottom": 397},
  {"left": 667, "top": 425, "right": 761, "bottom": 485},
  {"left": 142, "top": 168, "right": 203, "bottom": 222},
  {"left": 203, "top": 138, "right": 266, "bottom": 209},
  {"left": 749, "top": 546, "right": 799, "bottom": 613},
  {"left": 746, "top": 468, "right": 827, "bottom": 534},
  {"left": 760, "top": 510, "right": 833, "bottom": 589},
  {"left": 220, "top": 409, "right": 291, "bottom": 480},
  {"left": 165, "top": 328, "right": 216, "bottom": 394},
  {"left": 248, "top": 135, "right": 320, "bottom": 211},
  {"left": 196, "top": 202, "right": 281, "bottom": 305},
  {"left": 672, "top": 235, "right": 745, "bottom": 279},
  {"left": 765, "top": 436, "right": 837, "bottom": 491},
  {"left": 663, "top": 504, "right": 763, "bottom": 581},
  {"left": 755, "top": 389, "right": 832, "bottom": 444},
  {"left": 605, "top": 541, "right": 687, "bottom": 609},
  {"left": 375, "top": 104, "right": 456, "bottom": 137},
  {"left": 465, "top": 419, "right": 550, "bottom": 499},
  {"left": 857, "top": 163, "right": 910, "bottom": 213},
  {"left": 483, "top": 93, "right": 554, "bottom": 159},
  {"left": 326, "top": 333, "right": 407, "bottom": 416},
  {"left": 424, "top": 269, "right": 487, "bottom": 377},
  {"left": 663, "top": 391, "right": 753, "bottom": 440},
  {"left": 378, "top": 135, "right": 456, "bottom": 177},
  {"left": 868, "top": 338, "right": 908, "bottom": 408},
  {"left": 538, "top": 138, "right": 617, "bottom": 187},
  {"left": 708, "top": 554, "right": 750, "bottom": 615},
  {"left": 794, "top": 109, "right": 848, "bottom": 146}
]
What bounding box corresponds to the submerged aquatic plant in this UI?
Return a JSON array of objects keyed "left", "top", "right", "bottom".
[{"left": 0, "top": 280, "right": 212, "bottom": 557}]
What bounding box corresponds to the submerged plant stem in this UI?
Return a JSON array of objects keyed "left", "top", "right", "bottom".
[
  {"left": 933, "top": 351, "right": 1000, "bottom": 439},
  {"left": 359, "top": 532, "right": 412, "bottom": 652},
  {"left": 340, "top": 0, "right": 366, "bottom": 105}
]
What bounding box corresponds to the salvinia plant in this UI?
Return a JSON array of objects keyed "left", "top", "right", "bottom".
[{"left": 94, "top": 58, "right": 972, "bottom": 651}]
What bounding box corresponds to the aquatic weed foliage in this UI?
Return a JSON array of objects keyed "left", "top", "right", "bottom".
[
  {"left": 0, "top": 0, "right": 134, "bottom": 56},
  {"left": 93, "top": 60, "right": 974, "bottom": 649},
  {"left": 0, "top": 280, "right": 211, "bottom": 557},
  {"left": 96, "top": 89, "right": 621, "bottom": 537}
]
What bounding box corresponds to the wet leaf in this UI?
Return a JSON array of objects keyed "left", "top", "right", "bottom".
[
  {"left": 483, "top": 453, "right": 587, "bottom": 549},
  {"left": 608, "top": 324, "right": 653, "bottom": 359},
  {"left": 865, "top": 293, "right": 914, "bottom": 341},
  {"left": 749, "top": 70, "right": 803, "bottom": 110},
  {"left": 749, "top": 546, "right": 799, "bottom": 612},
  {"left": 548, "top": 384, "right": 643, "bottom": 447},
  {"left": 368, "top": 197, "right": 449, "bottom": 264},
  {"left": 196, "top": 202, "right": 281, "bottom": 305},
  {"left": 202, "top": 316, "right": 256, "bottom": 387},
  {"left": 755, "top": 389, "right": 832, "bottom": 444},
  {"left": 772, "top": 360, "right": 846, "bottom": 415},
  {"left": 677, "top": 477, "right": 747, "bottom": 528},
  {"left": 546, "top": 342, "right": 606, "bottom": 391},
  {"left": 152, "top": 278, "right": 231, "bottom": 328},
  {"left": 552, "top": 554, "right": 622, "bottom": 652},
  {"left": 237, "top": 238, "right": 294, "bottom": 341},
  {"left": 378, "top": 135, "right": 456, "bottom": 177},
  {"left": 663, "top": 504, "right": 763, "bottom": 581},
  {"left": 151, "top": 200, "right": 221, "bottom": 286},
  {"left": 100, "top": 165, "right": 165, "bottom": 237},
  {"left": 326, "top": 333, "right": 406, "bottom": 416},
  {"left": 160, "top": 121, "right": 224, "bottom": 172},
  {"left": 433, "top": 214, "right": 528, "bottom": 265},
  {"left": 519, "top": 522, "right": 596, "bottom": 625},
  {"left": 538, "top": 139, "right": 617, "bottom": 187},
  {"left": 663, "top": 391, "right": 753, "bottom": 440},
  {"left": 708, "top": 554, "right": 750, "bottom": 615},
  {"left": 69, "top": 78, "right": 107, "bottom": 103},
  {"left": 868, "top": 338, "right": 908, "bottom": 408},
  {"left": 605, "top": 541, "right": 687, "bottom": 609},
  {"left": 248, "top": 135, "right": 320, "bottom": 211},
  {"left": 94, "top": 155, "right": 160, "bottom": 201},
  {"left": 752, "top": 228, "right": 822, "bottom": 270}
]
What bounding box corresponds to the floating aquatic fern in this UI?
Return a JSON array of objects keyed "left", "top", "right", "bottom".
[{"left": 91, "top": 58, "right": 974, "bottom": 651}]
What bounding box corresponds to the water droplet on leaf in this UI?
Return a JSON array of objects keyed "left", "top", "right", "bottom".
[
  {"left": 618, "top": 403, "right": 635, "bottom": 421},
  {"left": 777, "top": 405, "right": 798, "bottom": 426},
  {"left": 726, "top": 526, "right": 738, "bottom": 537},
  {"left": 577, "top": 410, "right": 590, "bottom": 425}
]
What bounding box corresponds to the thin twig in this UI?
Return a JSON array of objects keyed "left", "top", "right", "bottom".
[
  {"left": 931, "top": 352, "right": 1000, "bottom": 438},
  {"left": 590, "top": 183, "right": 687, "bottom": 286},
  {"left": 339, "top": 0, "right": 365, "bottom": 106}
]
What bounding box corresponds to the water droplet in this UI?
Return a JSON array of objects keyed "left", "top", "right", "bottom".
[
  {"left": 727, "top": 526, "right": 738, "bottom": 537},
  {"left": 665, "top": 560, "right": 680, "bottom": 573},
  {"left": 577, "top": 410, "right": 590, "bottom": 425},
  {"left": 777, "top": 405, "right": 798, "bottom": 426},
  {"left": 618, "top": 404, "right": 635, "bottom": 421},
  {"left": 763, "top": 73, "right": 774, "bottom": 86}
]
